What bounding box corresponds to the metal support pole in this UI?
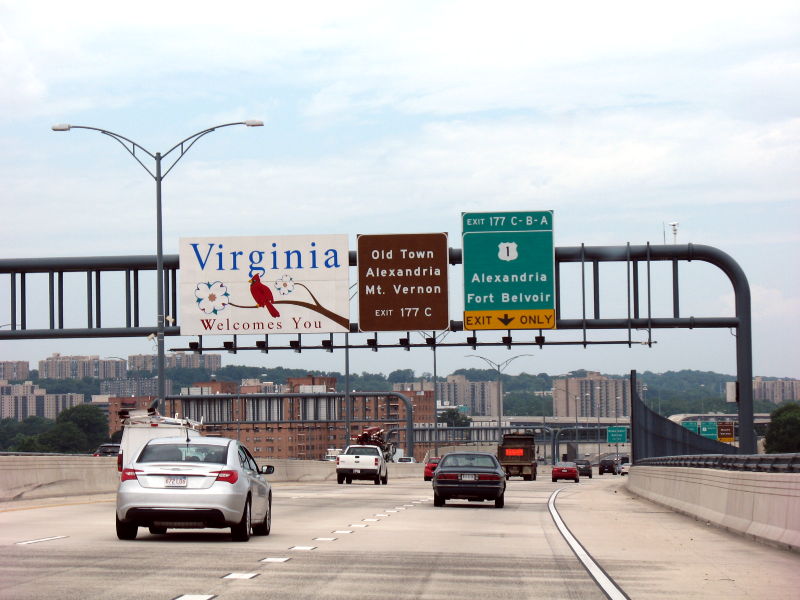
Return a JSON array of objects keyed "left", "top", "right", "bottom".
[{"left": 155, "top": 153, "right": 166, "bottom": 412}]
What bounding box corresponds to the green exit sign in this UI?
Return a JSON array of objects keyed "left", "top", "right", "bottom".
[{"left": 607, "top": 426, "right": 628, "bottom": 443}]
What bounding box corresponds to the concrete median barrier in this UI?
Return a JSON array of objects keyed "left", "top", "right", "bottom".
[
  {"left": 627, "top": 465, "right": 800, "bottom": 552},
  {"left": 0, "top": 455, "right": 424, "bottom": 502}
]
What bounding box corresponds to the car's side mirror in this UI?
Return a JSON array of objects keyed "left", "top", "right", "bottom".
[{"left": 261, "top": 465, "right": 275, "bottom": 475}]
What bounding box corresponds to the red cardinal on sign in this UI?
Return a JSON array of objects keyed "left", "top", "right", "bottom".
[{"left": 248, "top": 274, "right": 280, "bottom": 317}]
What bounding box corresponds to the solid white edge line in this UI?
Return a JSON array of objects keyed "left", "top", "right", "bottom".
[{"left": 547, "top": 489, "right": 629, "bottom": 600}]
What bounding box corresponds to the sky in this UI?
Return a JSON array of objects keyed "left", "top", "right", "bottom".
[{"left": 1, "top": 1, "right": 798, "bottom": 382}]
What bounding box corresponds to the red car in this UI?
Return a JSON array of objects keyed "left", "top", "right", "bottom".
[
  {"left": 423, "top": 457, "right": 441, "bottom": 481},
  {"left": 551, "top": 461, "right": 580, "bottom": 483}
]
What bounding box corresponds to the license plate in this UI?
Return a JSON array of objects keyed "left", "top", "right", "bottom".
[
  {"left": 353, "top": 469, "right": 360, "bottom": 474},
  {"left": 560, "top": 469, "right": 568, "bottom": 472},
  {"left": 165, "top": 476, "right": 187, "bottom": 487},
  {"left": 461, "top": 474, "right": 478, "bottom": 481}
]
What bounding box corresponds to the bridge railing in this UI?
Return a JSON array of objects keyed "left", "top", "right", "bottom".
[{"left": 635, "top": 453, "right": 800, "bottom": 473}]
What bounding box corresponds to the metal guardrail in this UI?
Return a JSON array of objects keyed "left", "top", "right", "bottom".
[{"left": 635, "top": 453, "right": 800, "bottom": 473}]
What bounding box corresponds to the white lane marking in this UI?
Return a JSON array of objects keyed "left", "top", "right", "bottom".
[
  {"left": 223, "top": 573, "right": 258, "bottom": 580},
  {"left": 332, "top": 530, "right": 353, "bottom": 534},
  {"left": 349, "top": 523, "right": 368, "bottom": 528},
  {"left": 16, "top": 536, "right": 67, "bottom": 545},
  {"left": 174, "top": 595, "right": 216, "bottom": 600},
  {"left": 314, "top": 537, "right": 337, "bottom": 541},
  {"left": 547, "top": 489, "right": 630, "bottom": 600},
  {"left": 375, "top": 513, "right": 389, "bottom": 517},
  {"left": 261, "top": 557, "right": 291, "bottom": 563},
  {"left": 362, "top": 518, "right": 379, "bottom": 522},
  {"left": 289, "top": 545, "right": 317, "bottom": 551}
]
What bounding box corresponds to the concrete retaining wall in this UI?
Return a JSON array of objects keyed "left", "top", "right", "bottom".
[
  {"left": 627, "top": 466, "right": 800, "bottom": 552},
  {"left": 0, "top": 456, "right": 424, "bottom": 502}
]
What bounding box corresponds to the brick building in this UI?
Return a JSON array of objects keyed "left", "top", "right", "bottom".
[{"left": 167, "top": 376, "right": 434, "bottom": 461}]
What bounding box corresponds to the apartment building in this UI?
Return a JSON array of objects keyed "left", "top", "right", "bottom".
[
  {"left": 127, "top": 352, "right": 222, "bottom": 371},
  {"left": 725, "top": 377, "right": 800, "bottom": 403},
  {"left": 38, "top": 353, "right": 126, "bottom": 380},
  {"left": 0, "top": 361, "right": 30, "bottom": 381},
  {"left": 393, "top": 375, "right": 500, "bottom": 417},
  {"left": 552, "top": 372, "right": 641, "bottom": 419},
  {"left": 0, "top": 380, "right": 84, "bottom": 421}
]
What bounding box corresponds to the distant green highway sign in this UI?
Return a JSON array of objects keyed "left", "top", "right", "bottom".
[
  {"left": 700, "top": 421, "right": 719, "bottom": 440},
  {"left": 607, "top": 426, "right": 628, "bottom": 443},
  {"left": 681, "top": 421, "right": 699, "bottom": 434}
]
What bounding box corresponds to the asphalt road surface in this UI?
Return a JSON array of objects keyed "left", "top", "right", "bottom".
[{"left": 1, "top": 476, "right": 797, "bottom": 599}]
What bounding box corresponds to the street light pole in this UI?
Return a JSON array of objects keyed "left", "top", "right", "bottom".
[
  {"left": 52, "top": 120, "right": 263, "bottom": 412},
  {"left": 466, "top": 353, "right": 533, "bottom": 445}
]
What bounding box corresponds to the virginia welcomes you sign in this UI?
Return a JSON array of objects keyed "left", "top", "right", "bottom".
[{"left": 179, "top": 235, "right": 350, "bottom": 335}]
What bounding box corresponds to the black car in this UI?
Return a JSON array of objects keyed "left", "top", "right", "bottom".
[
  {"left": 574, "top": 459, "right": 593, "bottom": 478},
  {"left": 598, "top": 458, "right": 619, "bottom": 475},
  {"left": 92, "top": 443, "right": 120, "bottom": 457},
  {"left": 432, "top": 452, "right": 506, "bottom": 508}
]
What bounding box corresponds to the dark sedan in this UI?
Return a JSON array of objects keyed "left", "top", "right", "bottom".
[
  {"left": 432, "top": 452, "right": 506, "bottom": 508},
  {"left": 574, "top": 459, "right": 592, "bottom": 478}
]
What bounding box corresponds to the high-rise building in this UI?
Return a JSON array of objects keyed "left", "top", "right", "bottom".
[
  {"left": 552, "top": 372, "right": 641, "bottom": 419},
  {"left": 0, "top": 361, "right": 30, "bottom": 381},
  {"left": 726, "top": 377, "right": 800, "bottom": 403},
  {"left": 393, "top": 374, "right": 500, "bottom": 416},
  {"left": 38, "top": 353, "right": 126, "bottom": 380},
  {"left": 127, "top": 352, "right": 222, "bottom": 371},
  {"left": 0, "top": 380, "right": 84, "bottom": 421}
]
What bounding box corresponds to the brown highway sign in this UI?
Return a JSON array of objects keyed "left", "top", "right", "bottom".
[{"left": 357, "top": 233, "right": 449, "bottom": 331}]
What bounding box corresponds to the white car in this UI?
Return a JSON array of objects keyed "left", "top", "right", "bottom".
[
  {"left": 620, "top": 462, "right": 632, "bottom": 476},
  {"left": 116, "top": 436, "right": 273, "bottom": 541}
]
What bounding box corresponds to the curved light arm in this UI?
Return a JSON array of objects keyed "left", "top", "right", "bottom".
[
  {"left": 466, "top": 353, "right": 534, "bottom": 373},
  {"left": 51, "top": 120, "right": 263, "bottom": 180},
  {"left": 52, "top": 124, "right": 157, "bottom": 178},
  {"left": 160, "top": 120, "right": 263, "bottom": 178}
]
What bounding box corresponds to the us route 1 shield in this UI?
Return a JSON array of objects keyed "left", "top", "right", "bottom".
[{"left": 462, "top": 210, "right": 556, "bottom": 330}]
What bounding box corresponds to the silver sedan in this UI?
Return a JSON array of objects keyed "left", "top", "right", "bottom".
[{"left": 116, "top": 436, "right": 273, "bottom": 541}]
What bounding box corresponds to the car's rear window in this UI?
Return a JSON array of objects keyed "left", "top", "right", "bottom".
[
  {"left": 138, "top": 443, "right": 228, "bottom": 464},
  {"left": 440, "top": 454, "right": 497, "bottom": 468},
  {"left": 346, "top": 446, "right": 379, "bottom": 456}
]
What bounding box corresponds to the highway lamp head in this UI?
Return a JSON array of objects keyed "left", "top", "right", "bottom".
[
  {"left": 243, "top": 120, "right": 264, "bottom": 127},
  {"left": 51, "top": 124, "right": 72, "bottom": 131}
]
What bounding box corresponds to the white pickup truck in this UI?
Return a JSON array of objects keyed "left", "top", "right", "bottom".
[{"left": 335, "top": 445, "right": 388, "bottom": 485}]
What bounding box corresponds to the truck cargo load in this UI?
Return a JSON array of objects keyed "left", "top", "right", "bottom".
[{"left": 497, "top": 432, "right": 538, "bottom": 481}]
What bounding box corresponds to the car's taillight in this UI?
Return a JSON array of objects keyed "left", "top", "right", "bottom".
[
  {"left": 117, "top": 453, "right": 123, "bottom": 472},
  {"left": 335, "top": 456, "right": 340, "bottom": 465},
  {"left": 212, "top": 470, "right": 239, "bottom": 484},
  {"left": 436, "top": 473, "right": 458, "bottom": 480},
  {"left": 121, "top": 468, "right": 141, "bottom": 482},
  {"left": 374, "top": 457, "right": 379, "bottom": 466},
  {"left": 478, "top": 474, "right": 502, "bottom": 481}
]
